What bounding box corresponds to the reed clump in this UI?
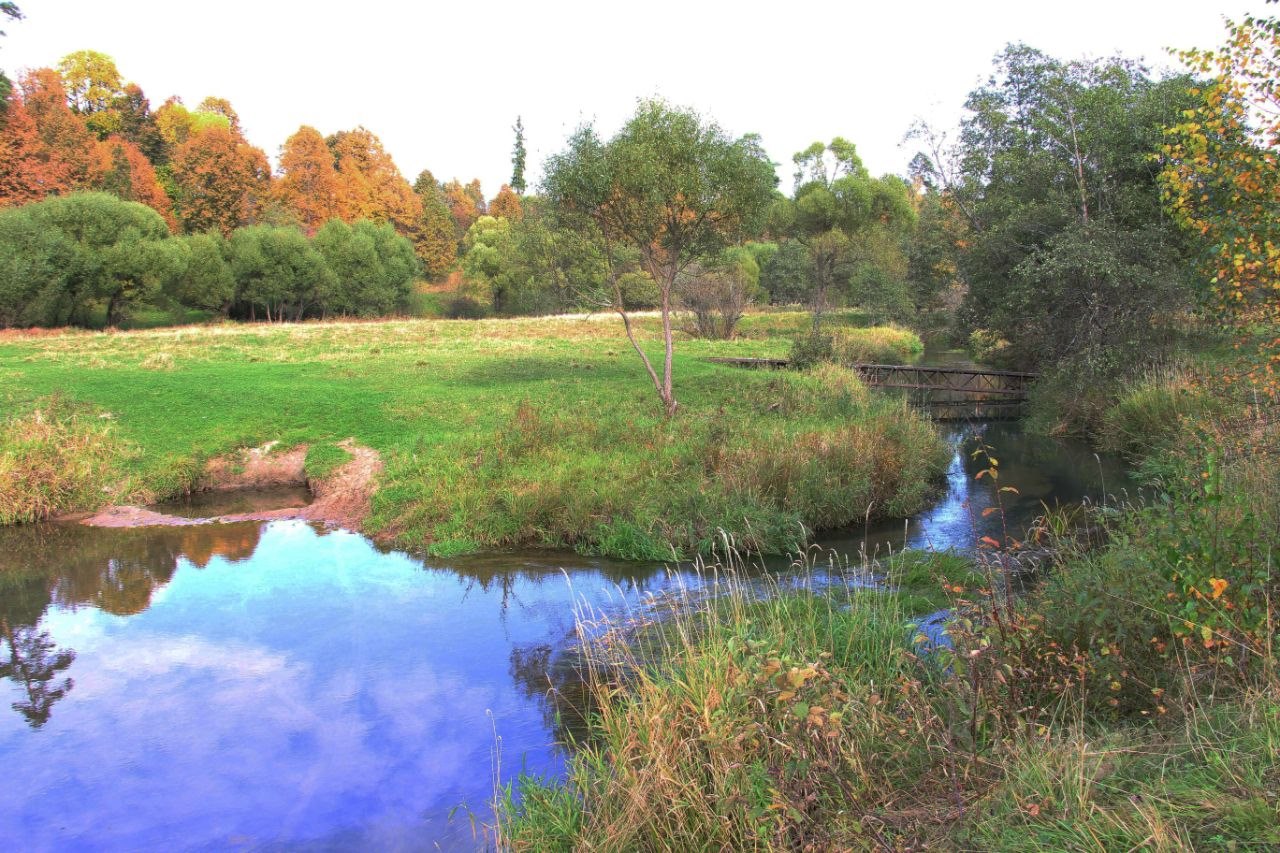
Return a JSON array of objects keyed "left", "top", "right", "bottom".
[
  {"left": 0, "top": 398, "right": 127, "bottom": 523},
  {"left": 501, "top": 557, "right": 949, "bottom": 851}
]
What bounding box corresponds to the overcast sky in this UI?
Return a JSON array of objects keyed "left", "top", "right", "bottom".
[{"left": 0, "top": 1, "right": 1261, "bottom": 197}]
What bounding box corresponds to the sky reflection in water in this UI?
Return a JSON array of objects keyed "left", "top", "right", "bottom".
[{"left": 0, "top": 521, "right": 682, "bottom": 851}]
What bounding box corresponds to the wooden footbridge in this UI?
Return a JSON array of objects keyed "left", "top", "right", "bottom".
[{"left": 706, "top": 358, "right": 1038, "bottom": 420}]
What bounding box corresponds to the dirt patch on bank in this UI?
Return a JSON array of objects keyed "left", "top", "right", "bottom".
[
  {"left": 82, "top": 439, "right": 383, "bottom": 532},
  {"left": 200, "top": 441, "right": 309, "bottom": 490}
]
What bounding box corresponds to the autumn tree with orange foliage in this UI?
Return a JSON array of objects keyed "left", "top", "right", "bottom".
[
  {"left": 327, "top": 127, "right": 422, "bottom": 232},
  {"left": 99, "top": 135, "right": 174, "bottom": 228},
  {"left": 0, "top": 93, "right": 55, "bottom": 205},
  {"left": 170, "top": 124, "right": 270, "bottom": 235},
  {"left": 412, "top": 169, "right": 458, "bottom": 279},
  {"left": 488, "top": 184, "right": 523, "bottom": 222},
  {"left": 18, "top": 68, "right": 103, "bottom": 191},
  {"left": 1162, "top": 10, "right": 1280, "bottom": 398},
  {"left": 442, "top": 178, "right": 482, "bottom": 236},
  {"left": 276, "top": 125, "right": 342, "bottom": 233}
]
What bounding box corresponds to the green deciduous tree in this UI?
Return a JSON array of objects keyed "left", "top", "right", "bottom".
[
  {"left": 458, "top": 201, "right": 612, "bottom": 315},
  {"left": 0, "top": 202, "right": 75, "bottom": 326},
  {"left": 313, "top": 218, "right": 418, "bottom": 316},
  {"left": 0, "top": 191, "right": 179, "bottom": 326},
  {"left": 778, "top": 138, "right": 916, "bottom": 329},
  {"left": 906, "top": 189, "right": 965, "bottom": 315},
  {"left": 917, "top": 45, "right": 1201, "bottom": 373},
  {"left": 227, "top": 224, "right": 335, "bottom": 322},
  {"left": 459, "top": 214, "right": 513, "bottom": 309},
  {"left": 760, "top": 239, "right": 813, "bottom": 305},
  {"left": 543, "top": 99, "right": 777, "bottom": 415},
  {"left": 170, "top": 231, "right": 234, "bottom": 313}
]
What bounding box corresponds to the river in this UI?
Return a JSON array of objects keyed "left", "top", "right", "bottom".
[{"left": 0, "top": 415, "right": 1132, "bottom": 850}]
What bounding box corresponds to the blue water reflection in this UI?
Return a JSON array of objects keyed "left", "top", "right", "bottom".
[{"left": 0, "top": 521, "right": 679, "bottom": 851}]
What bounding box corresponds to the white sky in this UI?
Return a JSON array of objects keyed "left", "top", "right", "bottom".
[{"left": 0, "top": 0, "right": 1262, "bottom": 198}]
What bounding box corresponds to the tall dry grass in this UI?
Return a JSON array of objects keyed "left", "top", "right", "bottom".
[
  {"left": 498, "top": 551, "right": 952, "bottom": 851},
  {"left": 0, "top": 399, "right": 126, "bottom": 524}
]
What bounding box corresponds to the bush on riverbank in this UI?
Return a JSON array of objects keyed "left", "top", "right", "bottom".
[
  {"left": 1097, "top": 367, "right": 1223, "bottom": 460},
  {"left": 789, "top": 324, "right": 925, "bottom": 369}
]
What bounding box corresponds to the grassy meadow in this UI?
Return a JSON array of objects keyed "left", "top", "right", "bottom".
[{"left": 0, "top": 310, "right": 945, "bottom": 559}]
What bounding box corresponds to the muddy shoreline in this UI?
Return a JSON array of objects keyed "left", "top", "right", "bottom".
[{"left": 77, "top": 439, "right": 382, "bottom": 532}]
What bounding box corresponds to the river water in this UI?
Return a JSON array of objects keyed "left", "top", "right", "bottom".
[{"left": 0, "top": 420, "right": 1132, "bottom": 850}]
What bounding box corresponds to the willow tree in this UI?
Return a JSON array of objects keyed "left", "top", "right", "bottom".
[{"left": 542, "top": 99, "right": 776, "bottom": 415}]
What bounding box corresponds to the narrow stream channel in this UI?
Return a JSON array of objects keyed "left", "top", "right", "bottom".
[{"left": 0, "top": 418, "right": 1133, "bottom": 850}]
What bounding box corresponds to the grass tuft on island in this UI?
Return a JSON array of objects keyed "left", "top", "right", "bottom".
[{"left": 0, "top": 311, "right": 946, "bottom": 559}]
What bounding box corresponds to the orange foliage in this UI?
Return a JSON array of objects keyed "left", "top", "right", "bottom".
[
  {"left": 443, "top": 178, "right": 480, "bottom": 234},
  {"left": 327, "top": 127, "right": 422, "bottom": 232},
  {"left": 99, "top": 135, "right": 175, "bottom": 229},
  {"left": 0, "top": 94, "right": 62, "bottom": 206},
  {"left": 171, "top": 125, "right": 270, "bottom": 235},
  {"left": 17, "top": 68, "right": 103, "bottom": 191},
  {"left": 276, "top": 125, "right": 342, "bottom": 233},
  {"left": 488, "top": 184, "right": 523, "bottom": 222}
]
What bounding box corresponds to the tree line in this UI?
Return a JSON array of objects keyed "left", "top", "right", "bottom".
[{"left": 1, "top": 21, "right": 1270, "bottom": 419}]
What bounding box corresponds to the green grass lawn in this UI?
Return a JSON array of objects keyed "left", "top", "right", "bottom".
[{"left": 0, "top": 311, "right": 945, "bottom": 558}]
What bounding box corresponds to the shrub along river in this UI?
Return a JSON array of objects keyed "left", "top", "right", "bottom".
[{"left": 0, "top": 421, "right": 1131, "bottom": 851}]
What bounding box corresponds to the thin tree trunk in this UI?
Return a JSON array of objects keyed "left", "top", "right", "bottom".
[
  {"left": 660, "top": 274, "right": 677, "bottom": 416},
  {"left": 1068, "top": 110, "right": 1089, "bottom": 224},
  {"left": 605, "top": 235, "right": 678, "bottom": 417},
  {"left": 617, "top": 306, "right": 664, "bottom": 404}
]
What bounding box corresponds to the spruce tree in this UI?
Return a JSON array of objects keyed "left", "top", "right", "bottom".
[{"left": 511, "top": 116, "right": 527, "bottom": 195}]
